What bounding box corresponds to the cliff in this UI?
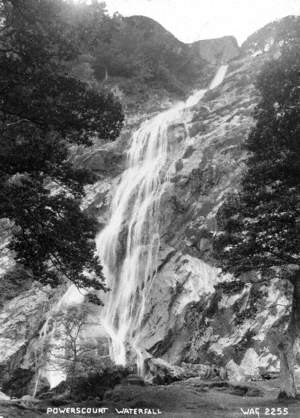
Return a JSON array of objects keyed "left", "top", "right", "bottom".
[
  {"left": 134, "top": 50, "right": 292, "bottom": 380},
  {"left": 95, "top": 15, "right": 240, "bottom": 113},
  {"left": 0, "top": 15, "right": 299, "bottom": 396},
  {"left": 190, "top": 36, "right": 240, "bottom": 64}
]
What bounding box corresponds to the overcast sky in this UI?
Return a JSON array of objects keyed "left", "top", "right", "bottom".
[{"left": 104, "top": 0, "right": 300, "bottom": 44}]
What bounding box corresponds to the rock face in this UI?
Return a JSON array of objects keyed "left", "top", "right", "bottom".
[
  {"left": 241, "top": 15, "right": 300, "bottom": 57},
  {"left": 118, "top": 21, "right": 296, "bottom": 379},
  {"left": 0, "top": 17, "right": 298, "bottom": 390},
  {"left": 0, "top": 284, "right": 62, "bottom": 393},
  {"left": 190, "top": 36, "right": 240, "bottom": 64},
  {"left": 124, "top": 16, "right": 240, "bottom": 67},
  {"left": 132, "top": 45, "right": 294, "bottom": 378}
]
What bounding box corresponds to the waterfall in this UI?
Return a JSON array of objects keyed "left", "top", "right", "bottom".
[
  {"left": 33, "top": 65, "right": 228, "bottom": 390},
  {"left": 209, "top": 65, "right": 228, "bottom": 89},
  {"left": 96, "top": 64, "right": 228, "bottom": 373},
  {"left": 30, "top": 65, "right": 228, "bottom": 392}
]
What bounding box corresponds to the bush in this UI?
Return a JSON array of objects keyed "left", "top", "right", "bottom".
[{"left": 68, "top": 365, "right": 131, "bottom": 401}]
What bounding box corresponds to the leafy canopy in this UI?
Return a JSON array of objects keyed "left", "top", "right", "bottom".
[
  {"left": 214, "top": 43, "right": 300, "bottom": 277},
  {"left": 0, "top": 0, "right": 124, "bottom": 290}
]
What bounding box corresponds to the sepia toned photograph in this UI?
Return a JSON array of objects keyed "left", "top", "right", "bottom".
[{"left": 0, "top": 0, "right": 299, "bottom": 416}]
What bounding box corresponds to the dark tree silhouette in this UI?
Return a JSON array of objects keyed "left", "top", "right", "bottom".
[
  {"left": 214, "top": 43, "right": 300, "bottom": 398},
  {"left": 0, "top": 0, "right": 124, "bottom": 291}
]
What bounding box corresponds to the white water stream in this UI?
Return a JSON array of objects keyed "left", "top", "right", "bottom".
[
  {"left": 36, "top": 65, "right": 228, "bottom": 391},
  {"left": 95, "top": 65, "right": 228, "bottom": 374}
]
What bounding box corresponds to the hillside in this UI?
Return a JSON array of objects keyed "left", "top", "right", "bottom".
[
  {"left": 0, "top": 12, "right": 300, "bottom": 416},
  {"left": 92, "top": 15, "right": 240, "bottom": 112}
]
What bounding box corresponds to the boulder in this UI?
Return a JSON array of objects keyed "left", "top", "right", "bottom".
[
  {"left": 226, "top": 360, "right": 247, "bottom": 383},
  {"left": 146, "top": 358, "right": 186, "bottom": 384},
  {"left": 20, "top": 394, "right": 38, "bottom": 402}
]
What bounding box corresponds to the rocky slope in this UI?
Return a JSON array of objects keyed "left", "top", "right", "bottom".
[
  {"left": 96, "top": 15, "right": 240, "bottom": 113},
  {"left": 91, "top": 15, "right": 299, "bottom": 381},
  {"left": 0, "top": 16, "right": 299, "bottom": 395},
  {"left": 190, "top": 36, "right": 239, "bottom": 64},
  {"left": 135, "top": 50, "right": 292, "bottom": 380}
]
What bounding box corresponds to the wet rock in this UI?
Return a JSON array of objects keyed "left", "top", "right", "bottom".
[
  {"left": 138, "top": 252, "right": 219, "bottom": 363},
  {"left": 146, "top": 358, "right": 216, "bottom": 384},
  {"left": 168, "top": 123, "right": 187, "bottom": 145},
  {"left": 146, "top": 358, "right": 186, "bottom": 384}
]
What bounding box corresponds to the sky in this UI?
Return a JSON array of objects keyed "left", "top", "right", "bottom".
[{"left": 104, "top": 0, "right": 300, "bottom": 44}]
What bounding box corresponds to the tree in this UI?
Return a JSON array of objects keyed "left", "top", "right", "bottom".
[
  {"left": 0, "top": 1, "right": 124, "bottom": 290},
  {"left": 49, "top": 305, "right": 96, "bottom": 395},
  {"left": 213, "top": 44, "right": 300, "bottom": 398},
  {"left": 41, "top": 303, "right": 111, "bottom": 397}
]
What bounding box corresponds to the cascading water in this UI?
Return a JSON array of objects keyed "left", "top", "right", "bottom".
[
  {"left": 34, "top": 65, "right": 228, "bottom": 390},
  {"left": 96, "top": 65, "right": 228, "bottom": 374},
  {"left": 96, "top": 109, "right": 177, "bottom": 373}
]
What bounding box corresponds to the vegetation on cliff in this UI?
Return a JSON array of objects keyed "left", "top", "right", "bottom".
[
  {"left": 93, "top": 14, "right": 208, "bottom": 95},
  {"left": 214, "top": 41, "right": 300, "bottom": 397},
  {"left": 0, "top": 0, "right": 214, "bottom": 294}
]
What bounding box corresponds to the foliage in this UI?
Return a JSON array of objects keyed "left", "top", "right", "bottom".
[
  {"left": 215, "top": 26, "right": 300, "bottom": 400},
  {"left": 0, "top": 0, "right": 124, "bottom": 290},
  {"left": 40, "top": 302, "right": 130, "bottom": 400},
  {"left": 50, "top": 306, "right": 97, "bottom": 384},
  {"left": 43, "top": 304, "right": 114, "bottom": 397},
  {"left": 2, "top": 367, "right": 34, "bottom": 398},
  {"left": 213, "top": 44, "right": 300, "bottom": 277},
  {"left": 93, "top": 15, "right": 207, "bottom": 95},
  {"left": 242, "top": 16, "right": 300, "bottom": 55},
  {"left": 63, "top": 365, "right": 130, "bottom": 401}
]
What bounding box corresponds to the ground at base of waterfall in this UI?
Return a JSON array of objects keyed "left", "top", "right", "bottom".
[{"left": 1, "top": 378, "right": 300, "bottom": 418}]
